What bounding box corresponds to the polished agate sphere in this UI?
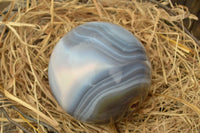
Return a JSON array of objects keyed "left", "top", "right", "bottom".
[{"left": 48, "top": 22, "right": 151, "bottom": 124}]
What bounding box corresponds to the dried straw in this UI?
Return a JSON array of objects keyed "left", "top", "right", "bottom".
[{"left": 0, "top": 0, "right": 200, "bottom": 132}]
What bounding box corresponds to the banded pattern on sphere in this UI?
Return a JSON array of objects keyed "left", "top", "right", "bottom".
[{"left": 48, "top": 22, "right": 151, "bottom": 124}]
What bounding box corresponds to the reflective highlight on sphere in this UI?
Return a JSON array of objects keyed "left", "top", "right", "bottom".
[{"left": 48, "top": 22, "right": 151, "bottom": 124}]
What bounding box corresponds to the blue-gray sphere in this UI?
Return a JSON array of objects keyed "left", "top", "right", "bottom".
[{"left": 48, "top": 22, "right": 151, "bottom": 124}]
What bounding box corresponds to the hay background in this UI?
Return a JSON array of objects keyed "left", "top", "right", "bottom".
[{"left": 0, "top": 0, "right": 200, "bottom": 132}]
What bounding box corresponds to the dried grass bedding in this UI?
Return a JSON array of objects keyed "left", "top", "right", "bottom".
[{"left": 0, "top": 0, "right": 200, "bottom": 132}]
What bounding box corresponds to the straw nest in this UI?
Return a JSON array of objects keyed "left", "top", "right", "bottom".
[{"left": 0, "top": 0, "right": 200, "bottom": 132}]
